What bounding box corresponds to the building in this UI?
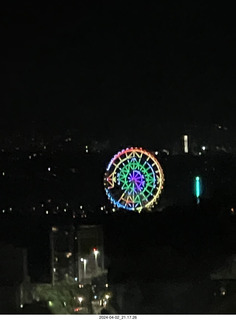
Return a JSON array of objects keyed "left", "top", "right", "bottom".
[
  {"left": 50, "top": 225, "right": 77, "bottom": 285},
  {"left": 0, "top": 242, "right": 32, "bottom": 313},
  {"left": 50, "top": 224, "right": 107, "bottom": 286},
  {"left": 77, "top": 225, "right": 106, "bottom": 284}
]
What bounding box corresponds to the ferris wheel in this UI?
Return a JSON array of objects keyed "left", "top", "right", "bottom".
[{"left": 104, "top": 147, "right": 164, "bottom": 212}]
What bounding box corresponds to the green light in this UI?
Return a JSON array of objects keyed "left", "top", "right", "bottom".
[
  {"left": 48, "top": 301, "right": 53, "bottom": 307},
  {"left": 195, "top": 176, "right": 201, "bottom": 198}
]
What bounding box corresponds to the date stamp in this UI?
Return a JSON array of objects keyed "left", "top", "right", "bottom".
[{"left": 99, "top": 316, "right": 138, "bottom": 320}]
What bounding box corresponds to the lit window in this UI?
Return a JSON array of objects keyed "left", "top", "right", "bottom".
[{"left": 66, "top": 252, "right": 72, "bottom": 258}]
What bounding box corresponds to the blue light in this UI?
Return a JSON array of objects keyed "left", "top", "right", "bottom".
[{"left": 195, "top": 176, "right": 201, "bottom": 198}]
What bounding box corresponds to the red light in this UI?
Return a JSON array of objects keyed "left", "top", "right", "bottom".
[
  {"left": 93, "top": 248, "right": 97, "bottom": 252},
  {"left": 74, "top": 307, "right": 81, "bottom": 312}
]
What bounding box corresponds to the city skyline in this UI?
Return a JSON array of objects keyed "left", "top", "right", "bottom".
[{"left": 1, "top": 2, "right": 236, "bottom": 315}]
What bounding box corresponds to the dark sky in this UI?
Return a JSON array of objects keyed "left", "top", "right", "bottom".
[{"left": 1, "top": 2, "right": 236, "bottom": 139}]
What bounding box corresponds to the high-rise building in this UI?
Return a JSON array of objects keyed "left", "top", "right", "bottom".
[
  {"left": 0, "top": 242, "right": 32, "bottom": 313},
  {"left": 50, "top": 225, "right": 77, "bottom": 285},
  {"left": 77, "top": 225, "right": 105, "bottom": 284},
  {"left": 183, "top": 134, "right": 189, "bottom": 153},
  {"left": 50, "top": 224, "right": 107, "bottom": 286}
]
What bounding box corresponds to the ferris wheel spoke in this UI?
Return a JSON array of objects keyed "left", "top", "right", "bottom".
[{"left": 105, "top": 147, "right": 164, "bottom": 212}]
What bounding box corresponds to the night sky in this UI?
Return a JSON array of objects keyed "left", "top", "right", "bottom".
[{"left": 1, "top": 2, "right": 236, "bottom": 140}]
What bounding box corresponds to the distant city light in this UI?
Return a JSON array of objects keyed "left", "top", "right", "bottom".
[
  {"left": 195, "top": 176, "right": 201, "bottom": 198},
  {"left": 194, "top": 176, "right": 202, "bottom": 204},
  {"left": 46, "top": 210, "right": 49, "bottom": 214},
  {"left": 105, "top": 283, "right": 109, "bottom": 288},
  {"left": 48, "top": 167, "right": 51, "bottom": 171},
  {"left": 2, "top": 172, "right": 5, "bottom": 176},
  {"left": 155, "top": 151, "right": 158, "bottom": 155},
  {"left": 66, "top": 252, "right": 72, "bottom": 258},
  {"left": 20, "top": 304, "right": 23, "bottom": 308},
  {"left": 74, "top": 307, "right": 80, "bottom": 312},
  {"left": 183, "top": 135, "right": 189, "bottom": 153},
  {"left": 201, "top": 146, "right": 206, "bottom": 151}
]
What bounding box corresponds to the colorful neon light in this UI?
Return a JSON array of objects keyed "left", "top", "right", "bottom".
[{"left": 104, "top": 147, "right": 164, "bottom": 212}]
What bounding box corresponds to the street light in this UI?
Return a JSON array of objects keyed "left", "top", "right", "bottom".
[
  {"left": 78, "top": 297, "right": 83, "bottom": 305},
  {"left": 81, "top": 258, "right": 87, "bottom": 280},
  {"left": 93, "top": 248, "right": 99, "bottom": 272}
]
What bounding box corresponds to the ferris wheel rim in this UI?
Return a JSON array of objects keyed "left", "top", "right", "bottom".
[{"left": 104, "top": 147, "right": 164, "bottom": 212}]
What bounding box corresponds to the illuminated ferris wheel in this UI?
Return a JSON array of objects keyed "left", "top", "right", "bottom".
[{"left": 104, "top": 147, "right": 164, "bottom": 212}]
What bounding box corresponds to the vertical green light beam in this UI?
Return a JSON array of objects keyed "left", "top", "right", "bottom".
[{"left": 195, "top": 176, "right": 201, "bottom": 198}]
